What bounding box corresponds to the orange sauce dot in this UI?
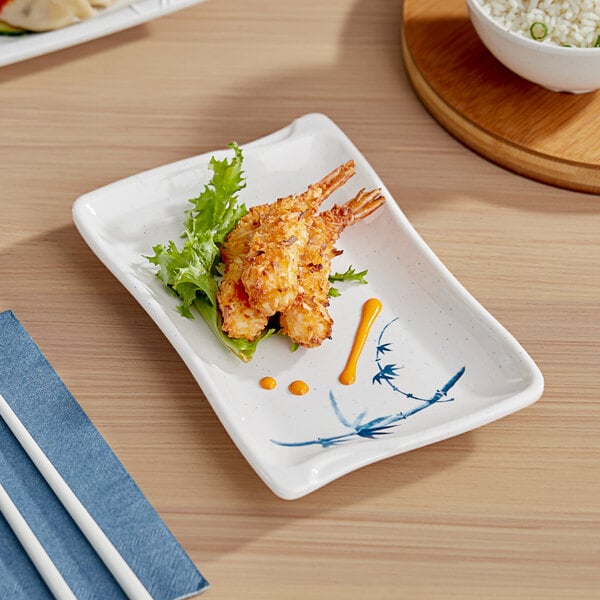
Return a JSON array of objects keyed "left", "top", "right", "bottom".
[
  {"left": 339, "top": 298, "right": 383, "bottom": 385},
  {"left": 259, "top": 377, "right": 277, "bottom": 390},
  {"left": 288, "top": 380, "right": 309, "bottom": 396}
]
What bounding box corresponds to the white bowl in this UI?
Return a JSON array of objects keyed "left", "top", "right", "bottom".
[{"left": 466, "top": 0, "right": 600, "bottom": 94}]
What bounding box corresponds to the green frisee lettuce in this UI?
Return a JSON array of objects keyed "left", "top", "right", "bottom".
[
  {"left": 147, "top": 143, "right": 275, "bottom": 362},
  {"left": 147, "top": 145, "right": 368, "bottom": 361},
  {"left": 328, "top": 265, "right": 368, "bottom": 297}
]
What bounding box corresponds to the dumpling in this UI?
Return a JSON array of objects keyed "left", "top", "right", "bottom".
[
  {"left": 89, "top": 0, "right": 117, "bottom": 6},
  {"left": 0, "top": 0, "right": 118, "bottom": 32}
]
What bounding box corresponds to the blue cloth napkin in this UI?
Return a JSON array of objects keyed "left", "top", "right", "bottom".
[{"left": 0, "top": 310, "right": 209, "bottom": 599}]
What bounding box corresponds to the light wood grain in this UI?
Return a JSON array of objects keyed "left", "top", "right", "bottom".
[
  {"left": 403, "top": 0, "right": 600, "bottom": 194},
  {"left": 1, "top": 0, "right": 599, "bottom": 598}
]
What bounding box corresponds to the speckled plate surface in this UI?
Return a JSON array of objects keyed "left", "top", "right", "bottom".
[
  {"left": 72, "top": 113, "right": 544, "bottom": 500},
  {"left": 0, "top": 0, "right": 207, "bottom": 67}
]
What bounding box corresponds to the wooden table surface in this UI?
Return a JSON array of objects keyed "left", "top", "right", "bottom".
[{"left": 1, "top": 0, "right": 599, "bottom": 598}]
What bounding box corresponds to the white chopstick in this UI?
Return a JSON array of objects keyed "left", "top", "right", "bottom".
[
  {"left": 0, "top": 394, "right": 153, "bottom": 600},
  {"left": 0, "top": 482, "right": 77, "bottom": 600}
]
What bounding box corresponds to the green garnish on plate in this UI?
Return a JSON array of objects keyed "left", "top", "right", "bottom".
[
  {"left": 328, "top": 266, "right": 368, "bottom": 297},
  {"left": 0, "top": 20, "right": 27, "bottom": 36},
  {"left": 147, "top": 143, "right": 276, "bottom": 362}
]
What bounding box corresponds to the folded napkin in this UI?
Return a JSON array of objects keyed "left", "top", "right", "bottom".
[{"left": 0, "top": 310, "right": 209, "bottom": 599}]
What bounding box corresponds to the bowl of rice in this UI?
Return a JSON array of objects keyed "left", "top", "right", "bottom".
[{"left": 466, "top": 0, "right": 600, "bottom": 93}]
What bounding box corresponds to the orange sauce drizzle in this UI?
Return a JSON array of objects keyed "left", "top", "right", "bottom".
[
  {"left": 288, "top": 380, "right": 309, "bottom": 396},
  {"left": 259, "top": 376, "right": 277, "bottom": 390},
  {"left": 339, "top": 298, "right": 382, "bottom": 385}
]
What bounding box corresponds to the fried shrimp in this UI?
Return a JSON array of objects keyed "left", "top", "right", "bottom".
[
  {"left": 240, "top": 160, "right": 356, "bottom": 316},
  {"left": 217, "top": 159, "right": 385, "bottom": 348},
  {"left": 218, "top": 161, "right": 355, "bottom": 339},
  {"left": 218, "top": 205, "right": 271, "bottom": 340},
  {"left": 279, "top": 188, "right": 385, "bottom": 348}
]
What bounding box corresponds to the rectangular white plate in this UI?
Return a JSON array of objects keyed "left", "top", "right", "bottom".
[
  {"left": 0, "top": 0, "right": 207, "bottom": 67},
  {"left": 72, "top": 113, "right": 544, "bottom": 500}
]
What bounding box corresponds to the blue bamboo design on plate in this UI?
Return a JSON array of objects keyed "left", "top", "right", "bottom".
[{"left": 271, "top": 318, "right": 466, "bottom": 448}]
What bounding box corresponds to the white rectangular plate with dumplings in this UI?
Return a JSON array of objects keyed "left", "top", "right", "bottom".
[{"left": 0, "top": 0, "right": 207, "bottom": 67}]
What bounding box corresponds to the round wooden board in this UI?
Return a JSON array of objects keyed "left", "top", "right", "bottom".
[{"left": 402, "top": 0, "right": 600, "bottom": 194}]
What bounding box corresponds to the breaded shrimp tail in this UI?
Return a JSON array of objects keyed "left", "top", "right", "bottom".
[
  {"left": 279, "top": 188, "right": 385, "bottom": 348},
  {"left": 218, "top": 205, "right": 272, "bottom": 340},
  {"left": 240, "top": 160, "right": 356, "bottom": 316}
]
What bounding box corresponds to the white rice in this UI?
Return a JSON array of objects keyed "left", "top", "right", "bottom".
[{"left": 477, "top": 0, "right": 600, "bottom": 47}]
